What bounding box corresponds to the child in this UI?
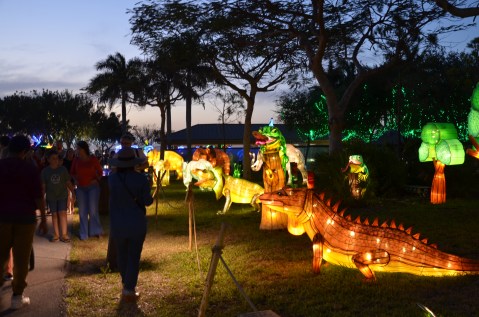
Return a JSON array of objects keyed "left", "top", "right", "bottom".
[{"left": 41, "top": 149, "right": 74, "bottom": 242}]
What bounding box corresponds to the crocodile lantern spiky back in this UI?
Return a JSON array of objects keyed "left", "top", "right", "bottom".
[{"left": 260, "top": 188, "right": 479, "bottom": 281}]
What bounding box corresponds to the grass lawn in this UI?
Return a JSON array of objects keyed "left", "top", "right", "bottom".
[{"left": 66, "top": 182, "right": 479, "bottom": 317}]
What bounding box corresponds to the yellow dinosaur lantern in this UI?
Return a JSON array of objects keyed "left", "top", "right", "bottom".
[
  {"left": 260, "top": 188, "right": 479, "bottom": 281},
  {"left": 183, "top": 160, "right": 264, "bottom": 214},
  {"left": 147, "top": 149, "right": 184, "bottom": 186}
]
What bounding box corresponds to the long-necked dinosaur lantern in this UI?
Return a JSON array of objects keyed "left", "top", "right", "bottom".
[
  {"left": 147, "top": 149, "right": 184, "bottom": 186},
  {"left": 260, "top": 188, "right": 479, "bottom": 281},
  {"left": 252, "top": 123, "right": 289, "bottom": 230},
  {"left": 418, "top": 123, "right": 465, "bottom": 204},
  {"left": 192, "top": 147, "right": 230, "bottom": 176},
  {"left": 467, "top": 83, "right": 479, "bottom": 159},
  {"left": 183, "top": 160, "right": 264, "bottom": 214}
]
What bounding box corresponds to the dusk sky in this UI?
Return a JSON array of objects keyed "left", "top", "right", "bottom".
[{"left": 1, "top": 0, "right": 477, "bottom": 131}]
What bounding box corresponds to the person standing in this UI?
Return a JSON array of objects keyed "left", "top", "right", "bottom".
[
  {"left": 41, "top": 149, "right": 74, "bottom": 242},
  {"left": 70, "top": 141, "right": 103, "bottom": 240},
  {"left": 0, "top": 135, "right": 48, "bottom": 310},
  {"left": 108, "top": 147, "right": 153, "bottom": 303},
  {"left": 117, "top": 133, "right": 149, "bottom": 172}
]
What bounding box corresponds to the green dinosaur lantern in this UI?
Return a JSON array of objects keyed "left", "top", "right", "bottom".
[
  {"left": 341, "top": 155, "right": 369, "bottom": 199},
  {"left": 418, "top": 123, "right": 465, "bottom": 204},
  {"left": 467, "top": 83, "right": 479, "bottom": 159}
]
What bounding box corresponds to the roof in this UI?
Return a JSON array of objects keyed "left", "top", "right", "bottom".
[{"left": 167, "top": 123, "right": 328, "bottom": 146}]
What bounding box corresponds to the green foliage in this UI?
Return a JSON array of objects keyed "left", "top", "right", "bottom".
[{"left": 276, "top": 87, "right": 329, "bottom": 142}]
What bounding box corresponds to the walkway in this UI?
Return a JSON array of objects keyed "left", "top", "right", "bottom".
[{"left": 0, "top": 214, "right": 72, "bottom": 317}]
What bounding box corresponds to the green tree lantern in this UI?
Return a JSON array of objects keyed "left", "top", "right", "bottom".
[
  {"left": 467, "top": 83, "right": 479, "bottom": 159},
  {"left": 418, "top": 123, "right": 465, "bottom": 204}
]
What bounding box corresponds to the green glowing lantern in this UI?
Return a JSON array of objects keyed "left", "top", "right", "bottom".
[
  {"left": 421, "top": 123, "right": 458, "bottom": 145},
  {"left": 471, "top": 82, "right": 479, "bottom": 111},
  {"left": 418, "top": 142, "right": 436, "bottom": 162},
  {"left": 436, "top": 139, "right": 465, "bottom": 165},
  {"left": 418, "top": 122, "right": 464, "bottom": 204},
  {"left": 468, "top": 109, "right": 479, "bottom": 138}
]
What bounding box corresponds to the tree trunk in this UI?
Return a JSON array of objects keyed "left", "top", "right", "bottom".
[
  {"left": 328, "top": 113, "right": 344, "bottom": 154},
  {"left": 159, "top": 105, "right": 167, "bottom": 160},
  {"left": 166, "top": 101, "right": 172, "bottom": 150},
  {"left": 242, "top": 99, "right": 254, "bottom": 180},
  {"left": 185, "top": 79, "right": 193, "bottom": 161},
  {"left": 121, "top": 95, "right": 127, "bottom": 133}
]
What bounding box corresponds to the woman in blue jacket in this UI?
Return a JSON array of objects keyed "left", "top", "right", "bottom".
[{"left": 108, "top": 147, "right": 153, "bottom": 303}]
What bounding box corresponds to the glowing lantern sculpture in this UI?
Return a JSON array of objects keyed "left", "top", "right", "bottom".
[
  {"left": 147, "top": 149, "right": 184, "bottom": 186},
  {"left": 418, "top": 123, "right": 465, "bottom": 204},
  {"left": 183, "top": 161, "right": 264, "bottom": 214},
  {"left": 467, "top": 83, "right": 479, "bottom": 159},
  {"left": 252, "top": 123, "right": 289, "bottom": 230},
  {"left": 259, "top": 188, "right": 479, "bottom": 281},
  {"left": 192, "top": 147, "right": 231, "bottom": 176},
  {"left": 341, "top": 155, "right": 369, "bottom": 199}
]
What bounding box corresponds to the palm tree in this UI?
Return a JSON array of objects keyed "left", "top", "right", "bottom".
[{"left": 85, "top": 52, "right": 143, "bottom": 133}]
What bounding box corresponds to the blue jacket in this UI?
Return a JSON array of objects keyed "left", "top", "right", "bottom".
[{"left": 108, "top": 171, "right": 153, "bottom": 237}]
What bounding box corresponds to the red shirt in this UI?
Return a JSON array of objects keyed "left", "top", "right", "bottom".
[{"left": 70, "top": 156, "right": 102, "bottom": 187}]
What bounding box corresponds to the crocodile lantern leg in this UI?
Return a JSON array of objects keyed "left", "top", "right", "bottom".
[
  {"left": 352, "top": 250, "right": 390, "bottom": 282},
  {"left": 312, "top": 233, "right": 324, "bottom": 274},
  {"left": 251, "top": 193, "right": 261, "bottom": 212},
  {"left": 218, "top": 188, "right": 232, "bottom": 215}
]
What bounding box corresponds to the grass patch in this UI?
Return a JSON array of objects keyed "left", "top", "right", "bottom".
[{"left": 66, "top": 182, "right": 479, "bottom": 316}]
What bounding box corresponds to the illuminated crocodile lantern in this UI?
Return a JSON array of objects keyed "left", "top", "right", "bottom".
[
  {"left": 147, "top": 149, "right": 184, "bottom": 186},
  {"left": 192, "top": 147, "right": 230, "bottom": 176},
  {"left": 467, "top": 82, "right": 479, "bottom": 159},
  {"left": 260, "top": 187, "right": 479, "bottom": 281},
  {"left": 183, "top": 160, "right": 263, "bottom": 214}
]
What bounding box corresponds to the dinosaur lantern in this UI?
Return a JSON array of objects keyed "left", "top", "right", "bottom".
[
  {"left": 467, "top": 83, "right": 479, "bottom": 159},
  {"left": 252, "top": 144, "right": 308, "bottom": 186},
  {"left": 192, "top": 147, "right": 230, "bottom": 176},
  {"left": 260, "top": 188, "right": 479, "bottom": 281},
  {"left": 183, "top": 160, "right": 264, "bottom": 214},
  {"left": 341, "top": 155, "right": 369, "bottom": 199},
  {"left": 252, "top": 124, "right": 289, "bottom": 230},
  {"left": 418, "top": 123, "right": 465, "bottom": 204},
  {"left": 147, "top": 149, "right": 184, "bottom": 186}
]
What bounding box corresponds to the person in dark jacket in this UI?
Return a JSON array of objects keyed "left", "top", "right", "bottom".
[
  {"left": 108, "top": 147, "right": 153, "bottom": 303},
  {"left": 0, "top": 135, "right": 48, "bottom": 310}
]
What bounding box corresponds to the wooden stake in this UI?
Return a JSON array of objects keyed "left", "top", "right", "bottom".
[{"left": 198, "top": 223, "right": 227, "bottom": 317}]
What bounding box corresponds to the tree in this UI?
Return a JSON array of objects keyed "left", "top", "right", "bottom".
[
  {"left": 210, "top": 89, "right": 245, "bottom": 150},
  {"left": 236, "top": 0, "right": 468, "bottom": 154},
  {"left": 134, "top": 56, "right": 186, "bottom": 159},
  {"left": 130, "top": 5, "right": 215, "bottom": 160},
  {"left": 276, "top": 87, "right": 329, "bottom": 161},
  {"left": 129, "top": 0, "right": 296, "bottom": 179},
  {"left": 434, "top": 0, "right": 479, "bottom": 18},
  {"left": 85, "top": 52, "right": 143, "bottom": 133}
]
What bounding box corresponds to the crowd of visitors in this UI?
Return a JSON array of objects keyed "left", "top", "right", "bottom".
[{"left": 0, "top": 132, "right": 153, "bottom": 309}]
